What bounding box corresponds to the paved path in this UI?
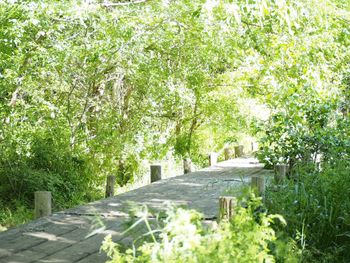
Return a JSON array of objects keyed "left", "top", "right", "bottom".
[{"left": 0, "top": 158, "right": 272, "bottom": 263}]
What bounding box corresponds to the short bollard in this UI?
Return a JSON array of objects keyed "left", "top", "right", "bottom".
[
  {"left": 105, "top": 175, "right": 116, "bottom": 198},
  {"left": 219, "top": 196, "right": 237, "bottom": 221},
  {"left": 35, "top": 191, "right": 52, "bottom": 219},
  {"left": 251, "top": 176, "right": 265, "bottom": 196},
  {"left": 209, "top": 152, "right": 217, "bottom": 166},
  {"left": 234, "top": 145, "right": 244, "bottom": 158},
  {"left": 224, "top": 147, "right": 233, "bottom": 160},
  {"left": 275, "top": 164, "right": 288, "bottom": 183},
  {"left": 183, "top": 158, "right": 192, "bottom": 174},
  {"left": 150, "top": 165, "right": 162, "bottom": 183}
]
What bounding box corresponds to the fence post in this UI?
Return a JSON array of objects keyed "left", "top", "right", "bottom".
[
  {"left": 105, "top": 175, "right": 116, "bottom": 198},
  {"left": 150, "top": 165, "right": 162, "bottom": 183},
  {"left": 183, "top": 158, "right": 192, "bottom": 174},
  {"left": 275, "top": 164, "right": 288, "bottom": 183},
  {"left": 209, "top": 152, "right": 217, "bottom": 166},
  {"left": 234, "top": 145, "right": 244, "bottom": 158},
  {"left": 224, "top": 147, "right": 233, "bottom": 160},
  {"left": 251, "top": 176, "right": 265, "bottom": 197},
  {"left": 219, "top": 196, "right": 237, "bottom": 221},
  {"left": 35, "top": 191, "right": 52, "bottom": 219}
]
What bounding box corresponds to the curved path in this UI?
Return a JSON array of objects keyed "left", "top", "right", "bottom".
[{"left": 0, "top": 158, "right": 272, "bottom": 263}]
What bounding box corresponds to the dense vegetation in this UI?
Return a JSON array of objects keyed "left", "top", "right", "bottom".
[
  {"left": 1, "top": 0, "right": 350, "bottom": 261},
  {"left": 102, "top": 195, "right": 299, "bottom": 262},
  {"left": 265, "top": 162, "right": 350, "bottom": 261}
]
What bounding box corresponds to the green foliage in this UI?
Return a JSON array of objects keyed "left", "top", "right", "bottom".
[
  {"left": 0, "top": 0, "right": 262, "bottom": 217},
  {"left": 266, "top": 161, "right": 350, "bottom": 261},
  {"left": 0, "top": 0, "right": 350, "bottom": 231},
  {"left": 102, "top": 196, "right": 299, "bottom": 262},
  {"left": 0, "top": 106, "right": 98, "bottom": 208},
  {"left": 247, "top": 0, "right": 350, "bottom": 169},
  {"left": 256, "top": 97, "right": 344, "bottom": 166},
  {"left": 0, "top": 202, "right": 33, "bottom": 231}
]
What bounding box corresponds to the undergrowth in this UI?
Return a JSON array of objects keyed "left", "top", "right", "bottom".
[
  {"left": 101, "top": 195, "right": 300, "bottom": 263},
  {"left": 265, "top": 161, "right": 350, "bottom": 262},
  {"left": 0, "top": 202, "right": 33, "bottom": 232}
]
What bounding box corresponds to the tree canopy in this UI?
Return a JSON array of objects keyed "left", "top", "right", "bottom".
[
  {"left": 0, "top": 0, "right": 349, "bottom": 222},
  {"left": 1, "top": 0, "right": 350, "bottom": 260}
]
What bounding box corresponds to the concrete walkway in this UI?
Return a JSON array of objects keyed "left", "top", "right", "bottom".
[{"left": 0, "top": 158, "right": 272, "bottom": 263}]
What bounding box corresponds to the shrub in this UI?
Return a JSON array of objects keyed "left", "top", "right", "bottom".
[
  {"left": 256, "top": 99, "right": 350, "bottom": 170},
  {"left": 0, "top": 201, "right": 33, "bottom": 231},
  {"left": 101, "top": 195, "right": 299, "bottom": 262},
  {"left": 0, "top": 128, "right": 96, "bottom": 210},
  {"left": 265, "top": 161, "right": 350, "bottom": 261}
]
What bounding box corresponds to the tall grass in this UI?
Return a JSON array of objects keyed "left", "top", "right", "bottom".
[{"left": 266, "top": 161, "right": 350, "bottom": 261}]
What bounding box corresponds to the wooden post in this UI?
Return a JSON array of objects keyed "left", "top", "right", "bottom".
[
  {"left": 183, "top": 158, "right": 192, "bottom": 174},
  {"left": 234, "top": 145, "right": 244, "bottom": 158},
  {"left": 35, "top": 191, "right": 52, "bottom": 219},
  {"left": 150, "top": 165, "right": 162, "bottom": 183},
  {"left": 275, "top": 164, "right": 288, "bottom": 183},
  {"left": 209, "top": 152, "right": 217, "bottom": 166},
  {"left": 105, "top": 175, "right": 116, "bottom": 198},
  {"left": 251, "top": 176, "right": 265, "bottom": 196},
  {"left": 224, "top": 147, "right": 232, "bottom": 160},
  {"left": 219, "top": 196, "right": 237, "bottom": 221}
]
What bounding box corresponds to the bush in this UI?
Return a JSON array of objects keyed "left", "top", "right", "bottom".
[
  {"left": 0, "top": 128, "right": 96, "bottom": 210},
  {"left": 256, "top": 98, "right": 350, "bottom": 169},
  {"left": 0, "top": 202, "right": 33, "bottom": 231},
  {"left": 101, "top": 195, "right": 299, "bottom": 263},
  {"left": 265, "top": 161, "right": 350, "bottom": 261}
]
